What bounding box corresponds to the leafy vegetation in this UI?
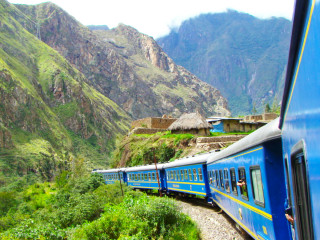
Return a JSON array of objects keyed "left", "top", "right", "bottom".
[
  {"left": 0, "top": 169, "right": 200, "bottom": 239},
  {"left": 111, "top": 131, "right": 196, "bottom": 167}
]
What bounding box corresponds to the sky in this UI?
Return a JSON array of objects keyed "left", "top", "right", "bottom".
[{"left": 8, "top": 0, "right": 295, "bottom": 38}]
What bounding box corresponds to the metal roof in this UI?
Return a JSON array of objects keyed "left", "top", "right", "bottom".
[
  {"left": 92, "top": 168, "right": 124, "bottom": 173},
  {"left": 163, "top": 151, "right": 218, "bottom": 168},
  {"left": 125, "top": 164, "right": 165, "bottom": 172},
  {"left": 207, "top": 118, "right": 281, "bottom": 164}
]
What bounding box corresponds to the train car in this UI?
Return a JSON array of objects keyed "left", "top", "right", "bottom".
[
  {"left": 92, "top": 168, "right": 126, "bottom": 184},
  {"left": 207, "top": 119, "right": 291, "bottom": 240},
  {"left": 125, "top": 164, "right": 165, "bottom": 191},
  {"left": 279, "top": 0, "right": 320, "bottom": 239},
  {"left": 163, "top": 152, "right": 213, "bottom": 198}
]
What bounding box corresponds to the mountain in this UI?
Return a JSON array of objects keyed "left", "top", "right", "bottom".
[
  {"left": 87, "top": 25, "right": 109, "bottom": 31},
  {"left": 14, "top": 2, "right": 230, "bottom": 119},
  {"left": 0, "top": 0, "right": 131, "bottom": 183},
  {"left": 157, "top": 11, "right": 292, "bottom": 115}
]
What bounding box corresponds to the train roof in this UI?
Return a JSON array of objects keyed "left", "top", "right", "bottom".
[
  {"left": 163, "top": 151, "right": 217, "bottom": 169},
  {"left": 207, "top": 118, "right": 281, "bottom": 164},
  {"left": 125, "top": 164, "right": 165, "bottom": 172},
  {"left": 92, "top": 168, "right": 124, "bottom": 173}
]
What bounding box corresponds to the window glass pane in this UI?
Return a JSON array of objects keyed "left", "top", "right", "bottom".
[
  {"left": 230, "top": 169, "right": 238, "bottom": 195},
  {"left": 198, "top": 168, "right": 203, "bottom": 181},
  {"left": 251, "top": 168, "right": 264, "bottom": 205},
  {"left": 189, "top": 169, "right": 193, "bottom": 181},
  {"left": 219, "top": 170, "right": 224, "bottom": 189},
  {"left": 212, "top": 171, "right": 216, "bottom": 186},
  {"left": 238, "top": 168, "right": 248, "bottom": 200},
  {"left": 177, "top": 170, "right": 180, "bottom": 181},
  {"left": 193, "top": 169, "right": 198, "bottom": 181},
  {"left": 181, "top": 170, "right": 184, "bottom": 181},
  {"left": 215, "top": 170, "right": 219, "bottom": 188},
  {"left": 224, "top": 169, "right": 230, "bottom": 193},
  {"left": 184, "top": 170, "right": 188, "bottom": 180}
]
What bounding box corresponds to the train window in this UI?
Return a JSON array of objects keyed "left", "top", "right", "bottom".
[
  {"left": 173, "top": 171, "right": 176, "bottom": 180},
  {"left": 224, "top": 169, "right": 230, "bottom": 193},
  {"left": 198, "top": 168, "right": 203, "bottom": 181},
  {"left": 219, "top": 170, "right": 224, "bottom": 190},
  {"left": 177, "top": 170, "right": 180, "bottom": 181},
  {"left": 230, "top": 168, "right": 238, "bottom": 196},
  {"left": 215, "top": 170, "right": 219, "bottom": 188},
  {"left": 250, "top": 167, "right": 265, "bottom": 207},
  {"left": 212, "top": 171, "right": 216, "bottom": 187},
  {"left": 184, "top": 169, "right": 188, "bottom": 180},
  {"left": 139, "top": 174, "right": 141, "bottom": 180},
  {"left": 238, "top": 168, "right": 248, "bottom": 200},
  {"left": 193, "top": 169, "right": 198, "bottom": 181},
  {"left": 152, "top": 172, "right": 155, "bottom": 181},
  {"left": 181, "top": 170, "right": 184, "bottom": 181},
  {"left": 144, "top": 173, "right": 148, "bottom": 180},
  {"left": 188, "top": 169, "right": 193, "bottom": 181}
]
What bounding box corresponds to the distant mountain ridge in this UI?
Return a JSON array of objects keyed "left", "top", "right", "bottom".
[
  {"left": 14, "top": 2, "right": 230, "bottom": 119},
  {"left": 157, "top": 11, "right": 292, "bottom": 115}
]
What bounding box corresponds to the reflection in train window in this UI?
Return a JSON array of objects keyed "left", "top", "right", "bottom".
[
  {"left": 224, "top": 169, "right": 230, "bottom": 193},
  {"left": 219, "top": 170, "right": 224, "bottom": 190},
  {"left": 193, "top": 169, "right": 198, "bottom": 181},
  {"left": 198, "top": 168, "right": 203, "bottom": 181},
  {"left": 250, "top": 167, "right": 264, "bottom": 207},
  {"left": 189, "top": 169, "right": 193, "bottom": 181}
]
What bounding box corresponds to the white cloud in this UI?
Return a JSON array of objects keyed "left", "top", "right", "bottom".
[{"left": 8, "top": 0, "right": 295, "bottom": 38}]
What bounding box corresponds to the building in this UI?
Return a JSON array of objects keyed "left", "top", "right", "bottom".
[{"left": 168, "top": 112, "right": 212, "bottom": 136}]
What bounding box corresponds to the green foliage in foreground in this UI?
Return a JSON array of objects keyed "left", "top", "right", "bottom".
[{"left": 0, "top": 173, "right": 200, "bottom": 239}]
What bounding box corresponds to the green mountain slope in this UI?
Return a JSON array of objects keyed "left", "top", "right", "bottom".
[
  {"left": 13, "top": 2, "right": 230, "bottom": 119},
  {"left": 0, "top": 0, "right": 131, "bottom": 184},
  {"left": 157, "top": 11, "right": 292, "bottom": 115}
]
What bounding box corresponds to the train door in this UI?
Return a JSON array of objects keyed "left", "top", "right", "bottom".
[{"left": 290, "top": 142, "right": 313, "bottom": 240}]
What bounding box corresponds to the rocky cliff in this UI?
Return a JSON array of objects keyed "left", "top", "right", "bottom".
[
  {"left": 0, "top": 0, "right": 131, "bottom": 183},
  {"left": 14, "top": 2, "right": 230, "bottom": 119}
]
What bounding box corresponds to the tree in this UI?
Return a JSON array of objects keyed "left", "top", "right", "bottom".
[{"left": 265, "top": 103, "right": 271, "bottom": 113}]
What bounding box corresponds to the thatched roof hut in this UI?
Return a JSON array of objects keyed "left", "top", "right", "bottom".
[{"left": 168, "top": 112, "right": 212, "bottom": 136}]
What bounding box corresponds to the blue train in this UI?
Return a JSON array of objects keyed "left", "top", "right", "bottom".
[
  {"left": 93, "top": 0, "right": 320, "bottom": 239},
  {"left": 279, "top": 0, "right": 320, "bottom": 239}
]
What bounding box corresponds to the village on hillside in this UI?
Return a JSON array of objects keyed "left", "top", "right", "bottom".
[{"left": 129, "top": 112, "right": 278, "bottom": 152}]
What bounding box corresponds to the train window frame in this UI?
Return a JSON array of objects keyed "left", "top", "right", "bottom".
[
  {"left": 215, "top": 170, "right": 219, "bottom": 188},
  {"left": 177, "top": 170, "right": 180, "bottom": 181},
  {"left": 148, "top": 173, "right": 151, "bottom": 181},
  {"left": 238, "top": 167, "right": 249, "bottom": 201},
  {"left": 230, "top": 168, "right": 238, "bottom": 196},
  {"left": 212, "top": 171, "right": 216, "bottom": 187},
  {"left": 250, "top": 166, "right": 265, "bottom": 208},
  {"left": 198, "top": 168, "right": 203, "bottom": 181},
  {"left": 224, "top": 169, "right": 230, "bottom": 193},
  {"left": 219, "top": 170, "right": 224, "bottom": 190},
  {"left": 189, "top": 169, "right": 193, "bottom": 181},
  {"left": 174, "top": 170, "right": 177, "bottom": 180},
  {"left": 152, "top": 172, "right": 156, "bottom": 181},
  {"left": 181, "top": 170, "right": 184, "bottom": 181}
]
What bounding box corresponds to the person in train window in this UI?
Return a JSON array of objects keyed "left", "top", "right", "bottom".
[{"left": 237, "top": 179, "right": 248, "bottom": 197}]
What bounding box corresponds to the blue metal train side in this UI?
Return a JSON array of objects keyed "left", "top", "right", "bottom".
[
  {"left": 207, "top": 140, "right": 290, "bottom": 240},
  {"left": 165, "top": 163, "right": 209, "bottom": 197},
  {"left": 126, "top": 169, "right": 165, "bottom": 191},
  {"left": 280, "top": 0, "right": 320, "bottom": 239}
]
